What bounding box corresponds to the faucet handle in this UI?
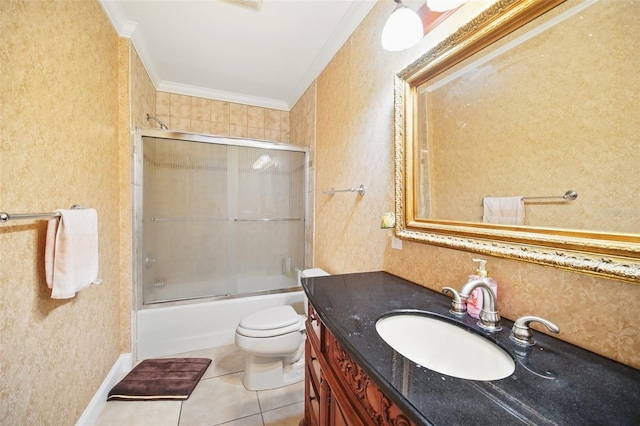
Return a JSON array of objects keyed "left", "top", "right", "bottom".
[
  {"left": 510, "top": 315, "right": 560, "bottom": 346},
  {"left": 442, "top": 287, "right": 466, "bottom": 316}
]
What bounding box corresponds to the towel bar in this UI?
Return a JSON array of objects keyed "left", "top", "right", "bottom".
[
  {"left": 522, "top": 190, "right": 578, "bottom": 201},
  {"left": 0, "top": 205, "right": 85, "bottom": 223},
  {"left": 322, "top": 185, "right": 366, "bottom": 196},
  {"left": 482, "top": 190, "right": 577, "bottom": 205}
]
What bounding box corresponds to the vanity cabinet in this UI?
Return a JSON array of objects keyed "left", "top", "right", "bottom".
[
  {"left": 301, "top": 272, "right": 640, "bottom": 425},
  {"left": 302, "top": 303, "right": 414, "bottom": 426}
]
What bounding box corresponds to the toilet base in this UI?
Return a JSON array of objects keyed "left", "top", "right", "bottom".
[{"left": 242, "top": 354, "right": 305, "bottom": 391}]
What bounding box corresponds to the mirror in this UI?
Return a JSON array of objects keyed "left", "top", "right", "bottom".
[{"left": 394, "top": 0, "right": 640, "bottom": 283}]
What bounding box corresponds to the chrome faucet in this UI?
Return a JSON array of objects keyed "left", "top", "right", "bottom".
[
  {"left": 457, "top": 278, "right": 501, "bottom": 332},
  {"left": 442, "top": 287, "right": 466, "bottom": 316},
  {"left": 510, "top": 315, "right": 559, "bottom": 346}
]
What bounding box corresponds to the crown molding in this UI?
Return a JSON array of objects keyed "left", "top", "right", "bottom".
[
  {"left": 99, "top": 0, "right": 376, "bottom": 111},
  {"left": 98, "top": 0, "right": 137, "bottom": 37},
  {"left": 286, "top": 0, "right": 376, "bottom": 108},
  {"left": 157, "top": 81, "right": 290, "bottom": 111}
]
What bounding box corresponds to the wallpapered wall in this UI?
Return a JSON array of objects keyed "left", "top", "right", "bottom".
[
  {"left": 0, "top": 1, "right": 122, "bottom": 424},
  {"left": 426, "top": 1, "right": 638, "bottom": 232},
  {"left": 2, "top": 1, "right": 636, "bottom": 424},
  {"left": 312, "top": 1, "right": 640, "bottom": 369}
]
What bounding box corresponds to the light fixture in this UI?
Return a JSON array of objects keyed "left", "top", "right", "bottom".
[
  {"left": 252, "top": 154, "right": 274, "bottom": 171},
  {"left": 381, "top": 0, "right": 424, "bottom": 52},
  {"left": 426, "top": 0, "right": 467, "bottom": 12}
]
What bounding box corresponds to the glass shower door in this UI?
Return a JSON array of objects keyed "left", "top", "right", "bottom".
[{"left": 141, "top": 135, "right": 306, "bottom": 305}]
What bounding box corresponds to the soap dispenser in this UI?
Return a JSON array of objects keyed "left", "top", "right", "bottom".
[{"left": 466, "top": 259, "right": 498, "bottom": 319}]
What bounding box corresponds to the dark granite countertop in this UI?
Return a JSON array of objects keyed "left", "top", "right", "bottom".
[{"left": 302, "top": 271, "right": 640, "bottom": 425}]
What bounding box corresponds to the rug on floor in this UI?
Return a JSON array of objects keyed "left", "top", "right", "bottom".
[{"left": 107, "top": 358, "right": 212, "bottom": 401}]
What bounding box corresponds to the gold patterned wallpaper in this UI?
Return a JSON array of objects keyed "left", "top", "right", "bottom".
[
  {"left": 0, "top": 1, "right": 122, "bottom": 424},
  {"left": 424, "top": 0, "right": 638, "bottom": 233},
  {"left": 312, "top": 1, "right": 640, "bottom": 369}
]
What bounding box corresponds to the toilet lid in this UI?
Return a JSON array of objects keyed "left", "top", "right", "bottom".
[{"left": 239, "top": 305, "right": 300, "bottom": 330}]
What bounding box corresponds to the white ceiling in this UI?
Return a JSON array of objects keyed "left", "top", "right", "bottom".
[{"left": 99, "top": 0, "right": 377, "bottom": 110}]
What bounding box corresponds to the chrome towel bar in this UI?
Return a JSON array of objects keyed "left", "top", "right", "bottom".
[
  {"left": 322, "top": 184, "right": 365, "bottom": 196},
  {"left": 0, "top": 211, "right": 61, "bottom": 222},
  {"left": 482, "top": 190, "right": 577, "bottom": 204},
  {"left": 0, "top": 205, "right": 84, "bottom": 223},
  {"left": 522, "top": 190, "right": 578, "bottom": 201}
]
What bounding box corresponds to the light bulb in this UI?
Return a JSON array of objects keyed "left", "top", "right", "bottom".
[{"left": 381, "top": 3, "right": 423, "bottom": 52}]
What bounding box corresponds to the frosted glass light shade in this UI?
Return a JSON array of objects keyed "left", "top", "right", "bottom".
[
  {"left": 381, "top": 5, "right": 423, "bottom": 52},
  {"left": 426, "top": 0, "right": 467, "bottom": 12}
]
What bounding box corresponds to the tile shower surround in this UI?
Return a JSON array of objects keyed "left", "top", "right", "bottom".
[{"left": 155, "top": 92, "right": 291, "bottom": 143}]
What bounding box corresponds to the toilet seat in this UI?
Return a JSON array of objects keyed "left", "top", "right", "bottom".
[{"left": 237, "top": 306, "right": 304, "bottom": 338}]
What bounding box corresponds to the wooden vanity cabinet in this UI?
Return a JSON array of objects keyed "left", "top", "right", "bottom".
[{"left": 302, "top": 304, "right": 415, "bottom": 426}]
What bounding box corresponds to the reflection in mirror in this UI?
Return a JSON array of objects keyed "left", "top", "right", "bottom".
[
  {"left": 415, "top": 0, "right": 638, "bottom": 234},
  {"left": 394, "top": 0, "right": 640, "bottom": 283}
]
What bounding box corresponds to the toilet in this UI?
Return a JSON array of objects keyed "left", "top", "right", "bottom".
[{"left": 235, "top": 268, "right": 330, "bottom": 391}]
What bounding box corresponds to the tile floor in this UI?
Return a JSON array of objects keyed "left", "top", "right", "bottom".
[{"left": 95, "top": 344, "right": 304, "bottom": 426}]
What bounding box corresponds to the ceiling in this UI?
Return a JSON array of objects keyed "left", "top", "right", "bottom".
[{"left": 99, "top": 0, "right": 378, "bottom": 110}]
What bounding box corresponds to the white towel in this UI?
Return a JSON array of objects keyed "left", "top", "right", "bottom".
[
  {"left": 483, "top": 196, "right": 525, "bottom": 225},
  {"left": 45, "top": 208, "right": 100, "bottom": 299}
]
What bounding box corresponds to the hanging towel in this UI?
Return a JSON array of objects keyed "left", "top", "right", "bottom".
[
  {"left": 45, "top": 208, "right": 100, "bottom": 299},
  {"left": 483, "top": 196, "right": 525, "bottom": 225}
]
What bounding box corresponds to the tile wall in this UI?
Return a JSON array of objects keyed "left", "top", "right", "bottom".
[{"left": 155, "top": 92, "right": 291, "bottom": 143}]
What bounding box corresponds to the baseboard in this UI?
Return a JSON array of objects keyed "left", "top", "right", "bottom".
[{"left": 76, "top": 353, "right": 132, "bottom": 425}]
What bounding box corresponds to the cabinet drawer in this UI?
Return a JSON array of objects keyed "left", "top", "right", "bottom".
[
  {"left": 308, "top": 303, "right": 322, "bottom": 344},
  {"left": 307, "top": 339, "right": 322, "bottom": 384}
]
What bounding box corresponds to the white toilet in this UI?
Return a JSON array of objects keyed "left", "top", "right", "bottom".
[{"left": 235, "top": 268, "right": 330, "bottom": 391}]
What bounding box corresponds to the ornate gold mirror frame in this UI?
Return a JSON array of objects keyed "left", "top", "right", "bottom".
[{"left": 394, "top": 0, "right": 640, "bottom": 283}]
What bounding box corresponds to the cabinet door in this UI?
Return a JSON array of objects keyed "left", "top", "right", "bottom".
[
  {"left": 306, "top": 366, "right": 321, "bottom": 426},
  {"left": 329, "top": 389, "right": 366, "bottom": 426}
]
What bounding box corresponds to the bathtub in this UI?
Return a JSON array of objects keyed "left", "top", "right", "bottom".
[{"left": 136, "top": 289, "right": 305, "bottom": 359}]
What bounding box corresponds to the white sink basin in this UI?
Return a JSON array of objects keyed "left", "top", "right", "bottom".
[{"left": 376, "top": 313, "right": 515, "bottom": 381}]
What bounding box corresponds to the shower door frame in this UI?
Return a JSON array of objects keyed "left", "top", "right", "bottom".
[{"left": 132, "top": 128, "right": 309, "bottom": 311}]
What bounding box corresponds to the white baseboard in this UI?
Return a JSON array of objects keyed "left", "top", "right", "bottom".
[{"left": 76, "top": 353, "right": 132, "bottom": 425}]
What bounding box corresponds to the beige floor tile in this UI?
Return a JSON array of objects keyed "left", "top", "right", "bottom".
[
  {"left": 167, "top": 344, "right": 245, "bottom": 380},
  {"left": 257, "top": 381, "right": 304, "bottom": 412},
  {"left": 94, "top": 346, "right": 298, "bottom": 426},
  {"left": 94, "top": 400, "right": 181, "bottom": 426},
  {"left": 219, "top": 414, "right": 264, "bottom": 426},
  {"left": 179, "top": 372, "right": 260, "bottom": 426},
  {"left": 261, "top": 402, "right": 304, "bottom": 426}
]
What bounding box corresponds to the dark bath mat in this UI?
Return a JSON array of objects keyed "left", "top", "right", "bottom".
[{"left": 108, "top": 358, "right": 212, "bottom": 401}]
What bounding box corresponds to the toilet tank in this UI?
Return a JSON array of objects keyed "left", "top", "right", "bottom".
[
  {"left": 299, "top": 268, "right": 330, "bottom": 315},
  {"left": 300, "top": 268, "right": 330, "bottom": 283}
]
